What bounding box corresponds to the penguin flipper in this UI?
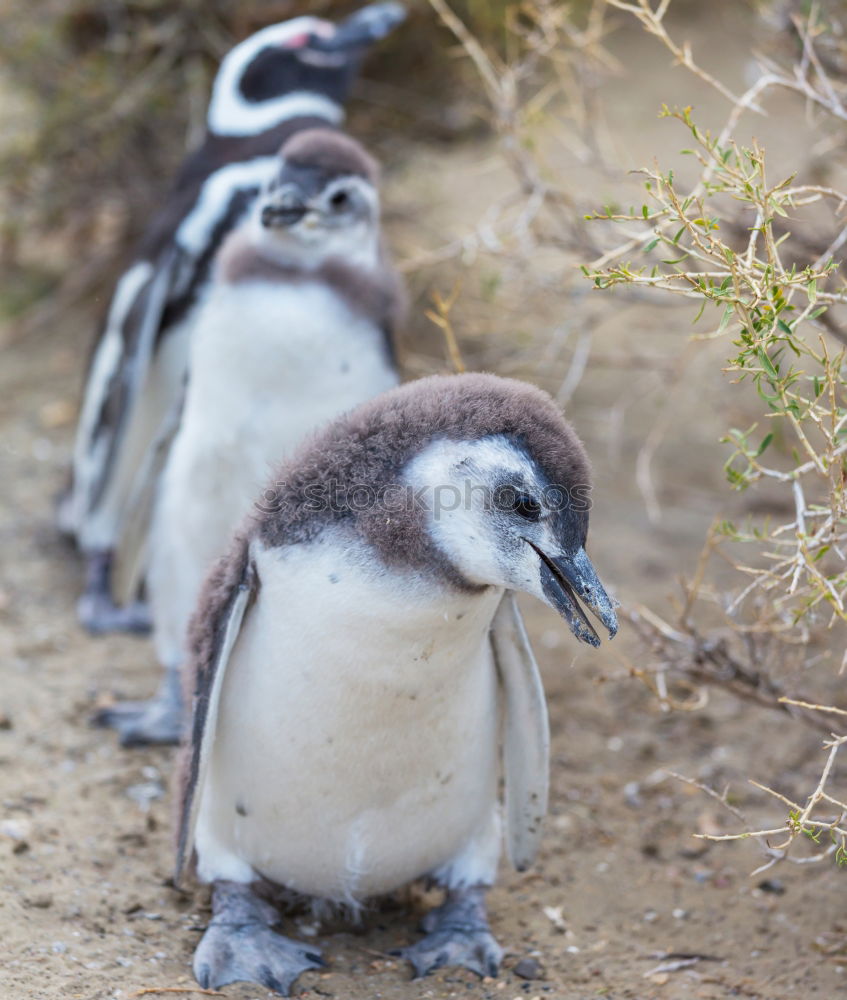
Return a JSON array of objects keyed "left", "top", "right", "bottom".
[
  {"left": 111, "top": 387, "right": 186, "bottom": 608},
  {"left": 74, "top": 246, "right": 184, "bottom": 539},
  {"left": 175, "top": 543, "right": 258, "bottom": 887},
  {"left": 490, "top": 590, "right": 550, "bottom": 873}
]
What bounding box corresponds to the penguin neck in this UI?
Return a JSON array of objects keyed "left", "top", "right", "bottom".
[
  {"left": 242, "top": 216, "right": 381, "bottom": 276},
  {"left": 208, "top": 88, "right": 344, "bottom": 139},
  {"left": 259, "top": 535, "right": 505, "bottom": 659}
]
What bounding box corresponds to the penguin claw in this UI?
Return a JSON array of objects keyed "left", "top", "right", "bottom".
[
  {"left": 397, "top": 927, "right": 502, "bottom": 980},
  {"left": 193, "top": 920, "right": 323, "bottom": 995},
  {"left": 92, "top": 698, "right": 182, "bottom": 746},
  {"left": 92, "top": 675, "right": 183, "bottom": 747},
  {"left": 77, "top": 593, "right": 151, "bottom": 635},
  {"left": 395, "top": 887, "right": 503, "bottom": 980}
]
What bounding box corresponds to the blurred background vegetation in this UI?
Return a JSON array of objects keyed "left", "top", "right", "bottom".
[{"left": 0, "top": 0, "right": 518, "bottom": 328}]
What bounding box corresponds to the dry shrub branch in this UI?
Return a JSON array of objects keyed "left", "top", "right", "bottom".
[
  {"left": 585, "top": 0, "right": 847, "bottom": 868},
  {"left": 432, "top": 0, "right": 847, "bottom": 869}
]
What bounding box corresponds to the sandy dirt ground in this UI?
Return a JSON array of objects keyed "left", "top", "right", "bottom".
[{"left": 1, "top": 4, "right": 845, "bottom": 1000}]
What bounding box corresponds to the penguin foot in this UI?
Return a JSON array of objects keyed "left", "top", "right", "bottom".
[
  {"left": 92, "top": 696, "right": 182, "bottom": 746},
  {"left": 77, "top": 550, "right": 151, "bottom": 635},
  {"left": 92, "top": 667, "right": 183, "bottom": 746},
  {"left": 193, "top": 881, "right": 324, "bottom": 996},
  {"left": 394, "top": 885, "right": 502, "bottom": 980},
  {"left": 77, "top": 592, "right": 152, "bottom": 636}
]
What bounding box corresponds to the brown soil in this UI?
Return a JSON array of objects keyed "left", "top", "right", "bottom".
[{"left": 1, "top": 5, "right": 844, "bottom": 1000}]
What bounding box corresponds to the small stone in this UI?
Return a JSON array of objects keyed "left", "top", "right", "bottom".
[
  {"left": 757, "top": 878, "right": 785, "bottom": 895},
  {"left": 542, "top": 905, "right": 567, "bottom": 932},
  {"left": 513, "top": 958, "right": 542, "bottom": 980},
  {"left": 0, "top": 818, "right": 31, "bottom": 840},
  {"left": 624, "top": 781, "right": 643, "bottom": 807},
  {"left": 125, "top": 781, "right": 163, "bottom": 811},
  {"left": 26, "top": 893, "right": 54, "bottom": 909}
]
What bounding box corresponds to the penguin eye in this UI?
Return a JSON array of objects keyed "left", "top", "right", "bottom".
[
  {"left": 496, "top": 487, "right": 542, "bottom": 521},
  {"left": 513, "top": 493, "right": 542, "bottom": 521},
  {"left": 329, "top": 190, "right": 350, "bottom": 211}
]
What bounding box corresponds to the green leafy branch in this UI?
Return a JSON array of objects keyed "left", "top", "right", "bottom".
[{"left": 584, "top": 100, "right": 847, "bottom": 631}]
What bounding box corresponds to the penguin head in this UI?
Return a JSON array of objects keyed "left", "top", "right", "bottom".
[
  {"left": 208, "top": 4, "right": 405, "bottom": 137},
  {"left": 405, "top": 433, "right": 617, "bottom": 647},
  {"left": 258, "top": 373, "right": 617, "bottom": 647},
  {"left": 253, "top": 129, "right": 381, "bottom": 265}
]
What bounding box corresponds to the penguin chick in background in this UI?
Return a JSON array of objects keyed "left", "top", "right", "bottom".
[
  {"left": 95, "top": 129, "right": 403, "bottom": 747},
  {"left": 175, "top": 372, "right": 618, "bottom": 995},
  {"left": 61, "top": 3, "right": 405, "bottom": 635}
]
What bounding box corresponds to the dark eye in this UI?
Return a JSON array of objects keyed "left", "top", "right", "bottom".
[
  {"left": 513, "top": 492, "right": 542, "bottom": 521},
  {"left": 330, "top": 190, "right": 349, "bottom": 211}
]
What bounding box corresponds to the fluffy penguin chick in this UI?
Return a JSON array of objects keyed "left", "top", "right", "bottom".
[
  {"left": 175, "top": 372, "right": 618, "bottom": 995},
  {"left": 96, "top": 129, "right": 402, "bottom": 747}
]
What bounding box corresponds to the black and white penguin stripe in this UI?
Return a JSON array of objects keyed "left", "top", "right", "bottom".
[{"left": 63, "top": 4, "right": 404, "bottom": 570}]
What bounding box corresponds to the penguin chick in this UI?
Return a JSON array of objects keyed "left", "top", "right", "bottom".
[
  {"left": 62, "top": 3, "right": 405, "bottom": 635},
  {"left": 175, "top": 372, "right": 617, "bottom": 995},
  {"left": 94, "top": 130, "right": 403, "bottom": 747}
]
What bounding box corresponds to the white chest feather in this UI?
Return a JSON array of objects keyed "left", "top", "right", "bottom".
[
  {"left": 147, "top": 281, "right": 397, "bottom": 664},
  {"left": 183, "top": 279, "right": 395, "bottom": 466},
  {"left": 194, "top": 539, "right": 504, "bottom": 902}
]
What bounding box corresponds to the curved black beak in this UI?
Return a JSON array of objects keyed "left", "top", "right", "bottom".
[
  {"left": 311, "top": 2, "right": 406, "bottom": 52},
  {"left": 260, "top": 200, "right": 308, "bottom": 229},
  {"left": 527, "top": 541, "right": 618, "bottom": 648}
]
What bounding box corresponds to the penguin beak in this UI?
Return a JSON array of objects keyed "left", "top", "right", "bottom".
[
  {"left": 527, "top": 542, "right": 618, "bottom": 647},
  {"left": 310, "top": 2, "right": 406, "bottom": 52},
  {"left": 260, "top": 198, "right": 308, "bottom": 229}
]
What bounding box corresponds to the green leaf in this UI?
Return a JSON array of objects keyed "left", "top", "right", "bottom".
[
  {"left": 757, "top": 348, "right": 779, "bottom": 379},
  {"left": 755, "top": 432, "right": 774, "bottom": 457}
]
